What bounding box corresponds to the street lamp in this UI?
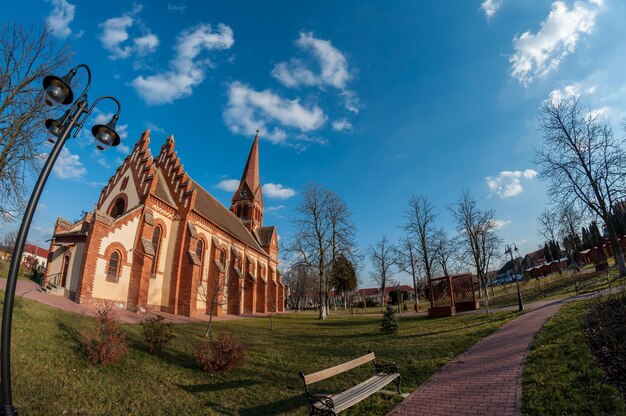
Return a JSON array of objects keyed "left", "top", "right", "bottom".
[
  {"left": 1, "top": 63, "right": 122, "bottom": 416},
  {"left": 504, "top": 243, "right": 524, "bottom": 312}
]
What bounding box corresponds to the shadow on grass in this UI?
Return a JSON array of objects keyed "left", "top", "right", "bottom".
[
  {"left": 57, "top": 321, "right": 84, "bottom": 355},
  {"left": 179, "top": 378, "right": 262, "bottom": 393},
  {"left": 239, "top": 393, "right": 307, "bottom": 416}
]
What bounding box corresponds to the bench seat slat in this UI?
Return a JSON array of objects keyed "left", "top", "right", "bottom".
[
  {"left": 312, "top": 373, "right": 400, "bottom": 413},
  {"left": 303, "top": 352, "right": 376, "bottom": 385}
]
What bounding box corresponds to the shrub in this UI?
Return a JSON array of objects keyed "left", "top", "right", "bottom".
[
  {"left": 380, "top": 305, "right": 398, "bottom": 335},
  {"left": 402, "top": 303, "right": 408, "bottom": 312},
  {"left": 196, "top": 332, "right": 246, "bottom": 374},
  {"left": 140, "top": 315, "right": 175, "bottom": 354},
  {"left": 82, "top": 304, "right": 127, "bottom": 365}
]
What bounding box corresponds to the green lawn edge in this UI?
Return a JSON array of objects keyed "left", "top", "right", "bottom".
[{"left": 522, "top": 299, "right": 626, "bottom": 415}]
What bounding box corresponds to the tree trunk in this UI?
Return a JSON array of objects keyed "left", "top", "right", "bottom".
[{"left": 606, "top": 219, "right": 626, "bottom": 277}]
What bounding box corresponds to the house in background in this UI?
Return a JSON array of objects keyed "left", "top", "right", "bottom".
[
  {"left": 45, "top": 130, "right": 284, "bottom": 318},
  {"left": 21, "top": 244, "right": 48, "bottom": 272}
]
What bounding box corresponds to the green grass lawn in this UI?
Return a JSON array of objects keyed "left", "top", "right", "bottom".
[
  {"left": 523, "top": 298, "right": 626, "bottom": 415},
  {"left": 2, "top": 294, "right": 517, "bottom": 415}
]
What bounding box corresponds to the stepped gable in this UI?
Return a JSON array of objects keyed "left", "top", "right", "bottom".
[
  {"left": 190, "top": 179, "right": 267, "bottom": 254},
  {"left": 153, "top": 135, "right": 196, "bottom": 211},
  {"left": 96, "top": 129, "right": 156, "bottom": 210}
]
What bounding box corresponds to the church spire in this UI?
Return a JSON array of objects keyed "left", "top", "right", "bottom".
[
  {"left": 231, "top": 130, "right": 264, "bottom": 232},
  {"left": 239, "top": 130, "right": 261, "bottom": 195}
]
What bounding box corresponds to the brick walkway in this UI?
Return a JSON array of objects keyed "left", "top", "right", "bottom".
[
  {"left": 0, "top": 278, "right": 245, "bottom": 324},
  {"left": 388, "top": 299, "right": 567, "bottom": 416}
]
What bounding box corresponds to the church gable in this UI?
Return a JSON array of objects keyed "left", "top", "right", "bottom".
[
  {"left": 97, "top": 130, "right": 156, "bottom": 215},
  {"left": 153, "top": 135, "right": 196, "bottom": 212}
]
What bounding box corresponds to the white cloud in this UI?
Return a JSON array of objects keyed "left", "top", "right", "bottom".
[
  {"left": 223, "top": 82, "right": 326, "bottom": 144},
  {"left": 266, "top": 205, "right": 286, "bottom": 212},
  {"left": 99, "top": 5, "right": 159, "bottom": 60},
  {"left": 481, "top": 0, "right": 502, "bottom": 19},
  {"left": 145, "top": 121, "right": 165, "bottom": 133},
  {"left": 262, "top": 183, "right": 296, "bottom": 199},
  {"left": 271, "top": 32, "right": 359, "bottom": 113},
  {"left": 216, "top": 179, "right": 240, "bottom": 192},
  {"left": 132, "top": 23, "right": 234, "bottom": 104},
  {"left": 53, "top": 148, "right": 86, "bottom": 179},
  {"left": 332, "top": 118, "right": 353, "bottom": 132},
  {"left": 46, "top": 0, "right": 75, "bottom": 39},
  {"left": 510, "top": 0, "right": 603, "bottom": 85},
  {"left": 168, "top": 4, "right": 187, "bottom": 13},
  {"left": 486, "top": 169, "right": 538, "bottom": 198},
  {"left": 493, "top": 219, "right": 511, "bottom": 230}
]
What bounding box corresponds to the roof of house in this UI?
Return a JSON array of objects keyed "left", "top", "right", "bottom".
[
  {"left": 190, "top": 180, "right": 266, "bottom": 254},
  {"left": 524, "top": 248, "right": 545, "bottom": 263},
  {"left": 356, "top": 288, "right": 379, "bottom": 296},
  {"left": 23, "top": 244, "right": 48, "bottom": 258},
  {"left": 255, "top": 226, "right": 275, "bottom": 247}
]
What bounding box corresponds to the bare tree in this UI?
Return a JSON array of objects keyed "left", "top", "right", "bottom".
[
  {"left": 288, "top": 183, "right": 356, "bottom": 320},
  {"left": 449, "top": 191, "right": 502, "bottom": 312},
  {"left": 433, "top": 228, "right": 456, "bottom": 277},
  {"left": 196, "top": 268, "right": 227, "bottom": 338},
  {"left": 404, "top": 195, "right": 438, "bottom": 283},
  {"left": 536, "top": 208, "right": 560, "bottom": 246},
  {"left": 1, "top": 230, "right": 17, "bottom": 254},
  {"left": 0, "top": 22, "right": 72, "bottom": 220},
  {"left": 394, "top": 236, "right": 424, "bottom": 310},
  {"left": 558, "top": 203, "right": 584, "bottom": 266},
  {"left": 283, "top": 263, "right": 316, "bottom": 310},
  {"left": 368, "top": 236, "right": 394, "bottom": 307},
  {"left": 535, "top": 95, "right": 626, "bottom": 276}
]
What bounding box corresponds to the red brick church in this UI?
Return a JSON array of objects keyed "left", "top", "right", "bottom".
[{"left": 44, "top": 129, "right": 284, "bottom": 318}]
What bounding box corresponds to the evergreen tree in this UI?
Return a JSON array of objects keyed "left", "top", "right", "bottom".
[
  {"left": 549, "top": 240, "right": 560, "bottom": 260},
  {"left": 543, "top": 243, "right": 553, "bottom": 263},
  {"left": 582, "top": 227, "right": 592, "bottom": 250},
  {"left": 380, "top": 305, "right": 398, "bottom": 335},
  {"left": 330, "top": 254, "right": 357, "bottom": 308},
  {"left": 590, "top": 221, "right": 603, "bottom": 246}
]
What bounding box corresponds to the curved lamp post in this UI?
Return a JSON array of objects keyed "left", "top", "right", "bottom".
[
  {"left": 1, "top": 64, "right": 122, "bottom": 415},
  {"left": 504, "top": 243, "right": 524, "bottom": 312}
]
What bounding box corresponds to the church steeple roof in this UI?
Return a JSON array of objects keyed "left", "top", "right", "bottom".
[{"left": 239, "top": 130, "right": 261, "bottom": 195}]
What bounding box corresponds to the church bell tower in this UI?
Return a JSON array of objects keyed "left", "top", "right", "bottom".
[{"left": 231, "top": 130, "right": 264, "bottom": 232}]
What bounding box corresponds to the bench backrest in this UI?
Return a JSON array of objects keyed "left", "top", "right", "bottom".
[{"left": 301, "top": 352, "right": 376, "bottom": 385}]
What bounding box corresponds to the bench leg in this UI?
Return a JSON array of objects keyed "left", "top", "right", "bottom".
[{"left": 395, "top": 377, "right": 402, "bottom": 394}]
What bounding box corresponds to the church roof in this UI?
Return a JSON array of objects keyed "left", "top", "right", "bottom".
[
  {"left": 255, "top": 226, "right": 275, "bottom": 247},
  {"left": 154, "top": 169, "right": 176, "bottom": 207},
  {"left": 190, "top": 180, "right": 267, "bottom": 254},
  {"left": 235, "top": 131, "right": 262, "bottom": 202}
]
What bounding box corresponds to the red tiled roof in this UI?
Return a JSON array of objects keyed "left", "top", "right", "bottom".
[{"left": 23, "top": 244, "right": 48, "bottom": 258}]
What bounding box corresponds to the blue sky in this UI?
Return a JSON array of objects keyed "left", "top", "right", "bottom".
[{"left": 4, "top": 0, "right": 626, "bottom": 286}]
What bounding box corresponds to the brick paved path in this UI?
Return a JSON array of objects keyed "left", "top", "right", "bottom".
[{"left": 388, "top": 299, "right": 567, "bottom": 416}]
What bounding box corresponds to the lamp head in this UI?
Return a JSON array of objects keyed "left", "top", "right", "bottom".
[
  {"left": 44, "top": 111, "right": 70, "bottom": 143},
  {"left": 42, "top": 70, "right": 75, "bottom": 107},
  {"left": 92, "top": 115, "right": 121, "bottom": 151}
]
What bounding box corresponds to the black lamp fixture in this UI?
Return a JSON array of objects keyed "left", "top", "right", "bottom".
[
  {"left": 504, "top": 243, "right": 524, "bottom": 312},
  {"left": 42, "top": 69, "right": 76, "bottom": 106},
  {"left": 1, "top": 63, "right": 122, "bottom": 416}
]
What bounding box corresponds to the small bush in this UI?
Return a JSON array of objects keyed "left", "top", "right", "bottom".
[
  {"left": 140, "top": 315, "right": 174, "bottom": 354},
  {"left": 402, "top": 303, "right": 408, "bottom": 312},
  {"left": 196, "top": 332, "right": 246, "bottom": 374},
  {"left": 82, "top": 304, "right": 127, "bottom": 365},
  {"left": 380, "top": 305, "right": 398, "bottom": 335}
]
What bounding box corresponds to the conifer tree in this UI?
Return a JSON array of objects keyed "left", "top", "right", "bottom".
[{"left": 380, "top": 305, "right": 398, "bottom": 335}]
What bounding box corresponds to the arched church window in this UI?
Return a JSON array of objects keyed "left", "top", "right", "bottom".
[
  {"left": 151, "top": 226, "right": 162, "bottom": 277},
  {"left": 219, "top": 249, "right": 226, "bottom": 265},
  {"left": 242, "top": 205, "right": 248, "bottom": 219},
  {"left": 196, "top": 239, "right": 205, "bottom": 279},
  {"left": 107, "top": 251, "right": 121, "bottom": 282},
  {"left": 110, "top": 197, "right": 125, "bottom": 218}
]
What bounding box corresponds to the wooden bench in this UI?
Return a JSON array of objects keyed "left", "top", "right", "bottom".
[{"left": 299, "top": 351, "right": 401, "bottom": 415}]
